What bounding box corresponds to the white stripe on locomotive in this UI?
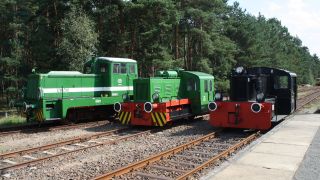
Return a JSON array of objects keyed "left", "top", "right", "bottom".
[{"left": 41, "top": 86, "right": 133, "bottom": 93}]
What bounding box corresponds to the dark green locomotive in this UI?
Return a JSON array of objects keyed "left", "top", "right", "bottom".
[
  {"left": 115, "top": 69, "right": 214, "bottom": 126},
  {"left": 18, "top": 57, "right": 138, "bottom": 122}
]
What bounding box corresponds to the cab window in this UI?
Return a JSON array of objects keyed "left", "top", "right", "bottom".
[
  {"left": 209, "top": 80, "right": 213, "bottom": 91},
  {"left": 204, "top": 80, "right": 208, "bottom": 92},
  {"left": 187, "top": 79, "right": 197, "bottom": 91},
  {"left": 274, "top": 76, "right": 288, "bottom": 89},
  {"left": 100, "top": 65, "right": 106, "bottom": 73},
  {"left": 129, "top": 64, "right": 136, "bottom": 74},
  {"left": 120, "top": 63, "right": 127, "bottom": 74},
  {"left": 84, "top": 66, "right": 91, "bottom": 74},
  {"left": 113, "top": 64, "right": 120, "bottom": 73}
]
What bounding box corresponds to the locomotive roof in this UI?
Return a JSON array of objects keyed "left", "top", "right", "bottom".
[
  {"left": 97, "top": 57, "right": 137, "bottom": 63},
  {"left": 41, "top": 71, "right": 97, "bottom": 77},
  {"left": 248, "top": 67, "right": 297, "bottom": 77},
  {"left": 47, "top": 71, "right": 83, "bottom": 75},
  {"left": 183, "top": 71, "right": 214, "bottom": 79}
]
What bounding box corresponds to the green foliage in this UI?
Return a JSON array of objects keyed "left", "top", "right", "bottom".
[
  {"left": 58, "top": 6, "right": 98, "bottom": 71},
  {"left": 215, "top": 79, "right": 230, "bottom": 93},
  {"left": 0, "top": 115, "right": 26, "bottom": 127},
  {"left": 195, "top": 58, "right": 212, "bottom": 74},
  {"left": 0, "top": 0, "right": 320, "bottom": 100}
]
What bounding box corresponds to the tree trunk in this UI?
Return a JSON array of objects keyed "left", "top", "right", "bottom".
[
  {"left": 46, "top": 7, "right": 50, "bottom": 27},
  {"left": 130, "top": 24, "right": 136, "bottom": 59},
  {"left": 175, "top": 24, "right": 179, "bottom": 59},
  {"left": 53, "top": 0, "right": 59, "bottom": 47},
  {"left": 98, "top": 14, "right": 103, "bottom": 34},
  {"left": 119, "top": 6, "right": 124, "bottom": 34},
  {"left": 1, "top": 80, "right": 4, "bottom": 99}
]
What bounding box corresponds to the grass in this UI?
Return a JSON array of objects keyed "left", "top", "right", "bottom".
[{"left": 0, "top": 115, "right": 27, "bottom": 127}]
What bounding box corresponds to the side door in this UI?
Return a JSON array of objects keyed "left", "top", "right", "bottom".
[
  {"left": 204, "top": 79, "right": 214, "bottom": 102},
  {"left": 187, "top": 78, "right": 201, "bottom": 114},
  {"left": 127, "top": 63, "right": 137, "bottom": 95},
  {"left": 111, "top": 63, "right": 129, "bottom": 97},
  {"left": 273, "top": 75, "right": 291, "bottom": 115}
]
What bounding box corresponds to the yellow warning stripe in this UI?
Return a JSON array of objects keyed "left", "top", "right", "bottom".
[
  {"left": 159, "top": 112, "right": 166, "bottom": 125},
  {"left": 151, "top": 113, "right": 158, "bottom": 126},
  {"left": 151, "top": 112, "right": 167, "bottom": 127},
  {"left": 119, "top": 111, "right": 124, "bottom": 120},
  {"left": 155, "top": 112, "right": 163, "bottom": 126},
  {"left": 120, "top": 112, "right": 126, "bottom": 124},
  {"left": 35, "top": 109, "right": 44, "bottom": 122},
  {"left": 118, "top": 111, "right": 131, "bottom": 125},
  {"left": 159, "top": 113, "right": 166, "bottom": 123},
  {"left": 118, "top": 111, "right": 166, "bottom": 126},
  {"left": 126, "top": 112, "right": 131, "bottom": 125},
  {"left": 123, "top": 112, "right": 128, "bottom": 124},
  {"left": 121, "top": 112, "right": 126, "bottom": 124}
]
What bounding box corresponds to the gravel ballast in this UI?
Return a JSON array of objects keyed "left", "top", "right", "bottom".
[
  {"left": 0, "top": 122, "right": 122, "bottom": 154},
  {"left": 3, "top": 118, "right": 218, "bottom": 179}
]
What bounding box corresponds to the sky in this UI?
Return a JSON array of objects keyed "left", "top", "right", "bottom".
[{"left": 228, "top": 0, "right": 320, "bottom": 56}]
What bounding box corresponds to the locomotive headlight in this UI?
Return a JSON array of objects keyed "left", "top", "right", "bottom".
[
  {"left": 144, "top": 102, "right": 153, "bottom": 113},
  {"left": 208, "top": 102, "right": 218, "bottom": 111},
  {"left": 152, "top": 92, "right": 160, "bottom": 101},
  {"left": 235, "top": 66, "right": 244, "bottom": 74},
  {"left": 114, "top": 102, "right": 121, "bottom": 112},
  {"left": 251, "top": 103, "right": 262, "bottom": 113},
  {"left": 256, "top": 92, "right": 265, "bottom": 103},
  {"left": 215, "top": 93, "right": 223, "bottom": 101}
]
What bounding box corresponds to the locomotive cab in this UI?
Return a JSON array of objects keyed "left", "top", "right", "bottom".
[
  {"left": 272, "top": 72, "right": 297, "bottom": 114},
  {"left": 246, "top": 67, "right": 297, "bottom": 115}
]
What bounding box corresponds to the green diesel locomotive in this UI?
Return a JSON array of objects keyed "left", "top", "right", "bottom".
[
  {"left": 18, "top": 57, "right": 138, "bottom": 122},
  {"left": 115, "top": 70, "right": 214, "bottom": 126}
]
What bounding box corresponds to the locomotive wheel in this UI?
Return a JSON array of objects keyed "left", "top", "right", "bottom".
[
  {"left": 66, "top": 109, "right": 78, "bottom": 123},
  {"left": 26, "top": 116, "right": 30, "bottom": 123}
]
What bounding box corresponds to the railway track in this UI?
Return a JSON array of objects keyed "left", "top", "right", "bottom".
[
  {"left": 297, "top": 87, "right": 320, "bottom": 109},
  {"left": 297, "top": 86, "right": 319, "bottom": 93},
  {"left": 297, "top": 86, "right": 320, "bottom": 100},
  {"left": 94, "top": 130, "right": 259, "bottom": 180},
  {"left": 0, "top": 120, "right": 110, "bottom": 137},
  {"left": 0, "top": 128, "right": 150, "bottom": 172}
]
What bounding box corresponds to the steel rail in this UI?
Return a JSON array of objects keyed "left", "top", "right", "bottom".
[
  {"left": 0, "top": 128, "right": 128, "bottom": 159},
  {"left": 175, "top": 132, "right": 259, "bottom": 180},
  {"left": 297, "top": 86, "right": 320, "bottom": 93},
  {"left": 0, "top": 130, "right": 150, "bottom": 172},
  {"left": 0, "top": 120, "right": 109, "bottom": 137},
  {"left": 297, "top": 89, "right": 320, "bottom": 110},
  {"left": 93, "top": 132, "right": 219, "bottom": 180},
  {"left": 297, "top": 88, "right": 320, "bottom": 100}
]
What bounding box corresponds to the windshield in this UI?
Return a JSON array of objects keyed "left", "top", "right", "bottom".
[{"left": 83, "top": 64, "right": 93, "bottom": 73}]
